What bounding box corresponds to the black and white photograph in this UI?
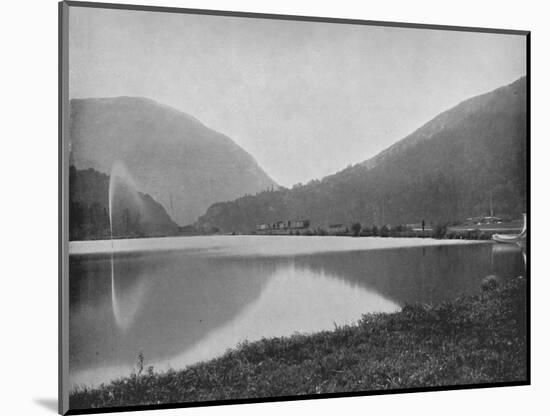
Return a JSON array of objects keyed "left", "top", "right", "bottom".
[{"left": 59, "top": 1, "right": 529, "bottom": 414}]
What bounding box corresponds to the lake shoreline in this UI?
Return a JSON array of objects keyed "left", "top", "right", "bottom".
[
  {"left": 70, "top": 276, "right": 527, "bottom": 410},
  {"left": 68, "top": 234, "right": 490, "bottom": 256}
]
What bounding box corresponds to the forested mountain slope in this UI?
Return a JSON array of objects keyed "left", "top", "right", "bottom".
[{"left": 197, "top": 77, "right": 527, "bottom": 233}]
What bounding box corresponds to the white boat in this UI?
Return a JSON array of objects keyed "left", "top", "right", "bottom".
[{"left": 492, "top": 213, "right": 527, "bottom": 244}]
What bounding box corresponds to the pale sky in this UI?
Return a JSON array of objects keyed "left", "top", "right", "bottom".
[{"left": 69, "top": 6, "right": 526, "bottom": 187}]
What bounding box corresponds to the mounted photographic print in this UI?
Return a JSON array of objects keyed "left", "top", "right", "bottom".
[{"left": 59, "top": 1, "right": 530, "bottom": 414}]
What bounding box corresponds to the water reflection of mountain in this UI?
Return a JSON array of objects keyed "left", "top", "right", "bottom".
[
  {"left": 292, "top": 244, "right": 525, "bottom": 307},
  {"left": 69, "top": 253, "right": 280, "bottom": 374},
  {"left": 69, "top": 243, "right": 524, "bottom": 384}
]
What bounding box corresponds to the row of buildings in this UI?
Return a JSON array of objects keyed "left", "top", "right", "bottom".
[
  {"left": 255, "top": 220, "right": 355, "bottom": 235},
  {"left": 256, "top": 219, "right": 310, "bottom": 234}
]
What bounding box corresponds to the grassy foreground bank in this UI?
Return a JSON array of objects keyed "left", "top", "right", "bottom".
[{"left": 70, "top": 277, "right": 527, "bottom": 410}]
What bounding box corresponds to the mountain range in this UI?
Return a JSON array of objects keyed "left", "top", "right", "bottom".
[{"left": 197, "top": 77, "right": 527, "bottom": 233}]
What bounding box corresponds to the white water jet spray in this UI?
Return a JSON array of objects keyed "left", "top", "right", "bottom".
[{"left": 108, "top": 161, "right": 146, "bottom": 331}]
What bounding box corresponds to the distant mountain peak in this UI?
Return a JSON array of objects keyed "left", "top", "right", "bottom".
[
  {"left": 69, "top": 97, "right": 277, "bottom": 225},
  {"left": 360, "top": 76, "right": 527, "bottom": 171}
]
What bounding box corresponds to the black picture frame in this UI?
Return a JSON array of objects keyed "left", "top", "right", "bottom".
[{"left": 59, "top": 1, "right": 530, "bottom": 414}]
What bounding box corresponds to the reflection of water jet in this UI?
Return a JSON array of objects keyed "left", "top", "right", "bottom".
[{"left": 108, "top": 161, "right": 146, "bottom": 331}]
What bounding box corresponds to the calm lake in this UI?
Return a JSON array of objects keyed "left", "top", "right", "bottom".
[{"left": 68, "top": 236, "right": 525, "bottom": 387}]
